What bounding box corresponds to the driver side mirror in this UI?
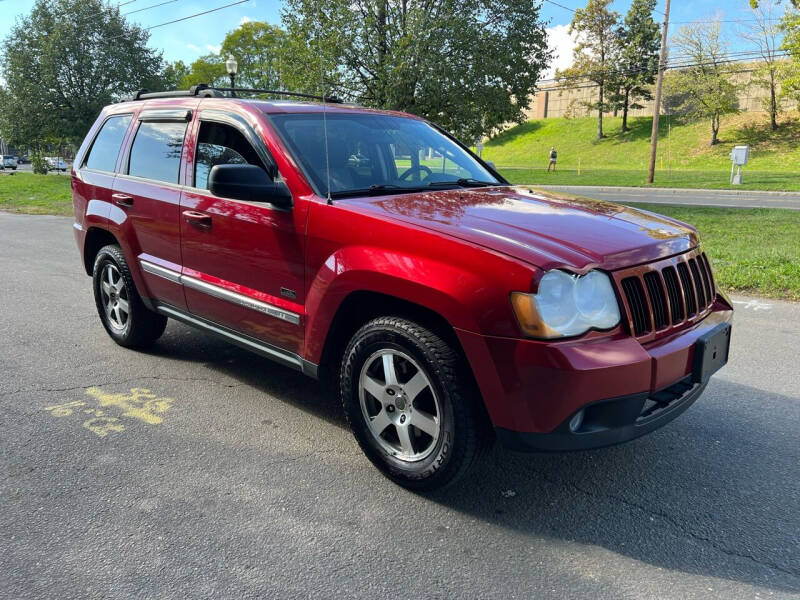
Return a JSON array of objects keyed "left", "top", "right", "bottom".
[
  {"left": 208, "top": 164, "right": 292, "bottom": 208},
  {"left": 485, "top": 161, "right": 496, "bottom": 170}
]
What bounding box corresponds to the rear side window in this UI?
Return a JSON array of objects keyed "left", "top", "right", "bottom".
[
  {"left": 128, "top": 121, "right": 188, "bottom": 184},
  {"left": 84, "top": 115, "right": 132, "bottom": 172}
]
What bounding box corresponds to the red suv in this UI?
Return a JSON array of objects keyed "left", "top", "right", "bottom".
[{"left": 72, "top": 86, "right": 733, "bottom": 489}]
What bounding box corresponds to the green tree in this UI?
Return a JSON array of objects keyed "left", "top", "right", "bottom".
[
  {"left": 179, "top": 56, "right": 228, "bottom": 88},
  {"left": 742, "top": 0, "right": 785, "bottom": 130},
  {"left": 162, "top": 61, "right": 191, "bottom": 91},
  {"left": 0, "top": 0, "right": 163, "bottom": 147},
  {"left": 220, "top": 22, "right": 291, "bottom": 91},
  {"left": 562, "top": 0, "right": 620, "bottom": 139},
  {"left": 779, "top": 6, "right": 800, "bottom": 109},
  {"left": 280, "top": 0, "right": 551, "bottom": 141},
  {"left": 665, "top": 21, "right": 741, "bottom": 146},
  {"left": 608, "top": 0, "right": 660, "bottom": 133}
]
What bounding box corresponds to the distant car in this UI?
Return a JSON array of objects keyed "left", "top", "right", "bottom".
[
  {"left": 17, "top": 155, "right": 30, "bottom": 164},
  {"left": 45, "top": 157, "right": 68, "bottom": 171},
  {"left": 2, "top": 155, "right": 18, "bottom": 170}
]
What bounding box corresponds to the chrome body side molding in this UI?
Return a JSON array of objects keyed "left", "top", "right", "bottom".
[{"left": 139, "top": 259, "right": 301, "bottom": 325}]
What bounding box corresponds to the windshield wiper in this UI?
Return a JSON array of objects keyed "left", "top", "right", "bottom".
[
  {"left": 426, "top": 178, "right": 501, "bottom": 188},
  {"left": 329, "top": 184, "right": 428, "bottom": 199}
]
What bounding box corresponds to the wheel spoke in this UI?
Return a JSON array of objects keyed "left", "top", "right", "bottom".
[
  {"left": 404, "top": 371, "right": 429, "bottom": 402},
  {"left": 116, "top": 297, "right": 129, "bottom": 315},
  {"left": 113, "top": 275, "right": 124, "bottom": 293},
  {"left": 410, "top": 409, "right": 438, "bottom": 438},
  {"left": 101, "top": 280, "right": 112, "bottom": 296},
  {"left": 363, "top": 374, "right": 385, "bottom": 403},
  {"left": 113, "top": 305, "right": 122, "bottom": 325},
  {"left": 382, "top": 353, "right": 397, "bottom": 385},
  {"left": 395, "top": 424, "right": 415, "bottom": 455},
  {"left": 368, "top": 409, "right": 392, "bottom": 437}
]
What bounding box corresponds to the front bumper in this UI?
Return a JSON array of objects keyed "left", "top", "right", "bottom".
[{"left": 456, "top": 294, "right": 733, "bottom": 451}]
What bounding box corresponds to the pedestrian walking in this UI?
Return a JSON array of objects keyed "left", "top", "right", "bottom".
[{"left": 547, "top": 147, "right": 557, "bottom": 172}]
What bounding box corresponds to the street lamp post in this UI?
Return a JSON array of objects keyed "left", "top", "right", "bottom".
[{"left": 226, "top": 54, "right": 238, "bottom": 97}]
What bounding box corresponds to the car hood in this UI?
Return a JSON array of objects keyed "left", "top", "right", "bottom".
[{"left": 341, "top": 186, "right": 698, "bottom": 271}]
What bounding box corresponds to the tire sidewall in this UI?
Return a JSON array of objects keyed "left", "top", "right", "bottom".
[
  {"left": 92, "top": 247, "right": 135, "bottom": 344},
  {"left": 341, "top": 324, "right": 462, "bottom": 487}
]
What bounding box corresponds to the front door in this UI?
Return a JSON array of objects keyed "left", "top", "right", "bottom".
[{"left": 179, "top": 113, "right": 307, "bottom": 355}]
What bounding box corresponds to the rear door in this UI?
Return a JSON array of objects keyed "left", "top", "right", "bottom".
[
  {"left": 113, "top": 108, "right": 195, "bottom": 310},
  {"left": 179, "top": 110, "right": 307, "bottom": 355}
]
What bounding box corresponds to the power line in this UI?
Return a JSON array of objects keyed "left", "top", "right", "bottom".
[
  {"left": 106, "top": 0, "right": 250, "bottom": 40},
  {"left": 542, "top": 0, "right": 575, "bottom": 13}
]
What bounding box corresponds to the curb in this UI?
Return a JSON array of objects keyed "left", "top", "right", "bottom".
[{"left": 529, "top": 184, "right": 800, "bottom": 198}]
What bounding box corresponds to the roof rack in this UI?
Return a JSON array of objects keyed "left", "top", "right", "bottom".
[{"left": 128, "top": 83, "right": 342, "bottom": 104}]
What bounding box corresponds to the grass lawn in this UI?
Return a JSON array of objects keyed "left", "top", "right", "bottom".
[
  {"left": 625, "top": 203, "right": 800, "bottom": 300},
  {"left": 0, "top": 172, "right": 72, "bottom": 215},
  {"left": 484, "top": 112, "right": 800, "bottom": 191}
]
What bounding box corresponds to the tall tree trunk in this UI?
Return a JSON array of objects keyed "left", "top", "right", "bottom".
[
  {"left": 622, "top": 89, "right": 630, "bottom": 132},
  {"left": 769, "top": 70, "right": 778, "bottom": 131},
  {"left": 597, "top": 83, "right": 604, "bottom": 139},
  {"left": 376, "top": 0, "right": 388, "bottom": 107},
  {"left": 710, "top": 114, "right": 719, "bottom": 146}
]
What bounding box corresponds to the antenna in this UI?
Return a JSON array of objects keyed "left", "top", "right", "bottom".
[{"left": 317, "top": 13, "right": 333, "bottom": 205}]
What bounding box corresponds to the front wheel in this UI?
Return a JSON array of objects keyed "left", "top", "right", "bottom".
[{"left": 340, "top": 317, "right": 490, "bottom": 490}]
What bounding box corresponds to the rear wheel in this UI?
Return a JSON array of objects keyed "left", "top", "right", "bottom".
[
  {"left": 92, "top": 244, "right": 167, "bottom": 348},
  {"left": 340, "top": 316, "right": 489, "bottom": 490}
]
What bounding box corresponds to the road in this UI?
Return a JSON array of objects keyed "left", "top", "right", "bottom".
[
  {"left": 534, "top": 185, "right": 800, "bottom": 210},
  {"left": 1, "top": 212, "right": 798, "bottom": 600}
]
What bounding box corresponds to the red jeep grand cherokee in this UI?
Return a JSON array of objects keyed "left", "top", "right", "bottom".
[{"left": 72, "top": 86, "right": 733, "bottom": 489}]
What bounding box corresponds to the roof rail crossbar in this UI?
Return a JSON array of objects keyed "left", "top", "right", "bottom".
[
  {"left": 126, "top": 84, "right": 341, "bottom": 103},
  {"left": 127, "top": 84, "right": 224, "bottom": 101},
  {"left": 210, "top": 87, "right": 343, "bottom": 104}
]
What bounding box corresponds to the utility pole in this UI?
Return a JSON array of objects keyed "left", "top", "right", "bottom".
[{"left": 647, "top": 0, "right": 671, "bottom": 184}]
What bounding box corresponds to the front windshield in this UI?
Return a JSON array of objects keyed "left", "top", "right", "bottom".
[{"left": 268, "top": 112, "right": 503, "bottom": 197}]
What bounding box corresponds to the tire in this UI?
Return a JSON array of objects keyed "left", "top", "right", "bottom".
[
  {"left": 92, "top": 244, "right": 167, "bottom": 348},
  {"left": 340, "top": 317, "right": 490, "bottom": 490}
]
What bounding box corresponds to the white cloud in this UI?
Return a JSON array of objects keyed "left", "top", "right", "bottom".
[
  {"left": 240, "top": 16, "right": 253, "bottom": 25},
  {"left": 186, "top": 43, "right": 202, "bottom": 53},
  {"left": 542, "top": 24, "right": 577, "bottom": 81},
  {"left": 206, "top": 44, "right": 221, "bottom": 53}
]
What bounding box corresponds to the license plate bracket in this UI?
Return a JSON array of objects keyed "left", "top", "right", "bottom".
[{"left": 692, "top": 323, "right": 732, "bottom": 384}]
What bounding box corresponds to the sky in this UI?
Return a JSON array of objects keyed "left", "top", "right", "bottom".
[{"left": 0, "top": 0, "right": 784, "bottom": 80}]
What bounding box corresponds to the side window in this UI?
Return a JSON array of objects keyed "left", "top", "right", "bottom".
[
  {"left": 128, "top": 121, "right": 188, "bottom": 183},
  {"left": 194, "top": 121, "right": 268, "bottom": 190},
  {"left": 84, "top": 115, "right": 132, "bottom": 172}
]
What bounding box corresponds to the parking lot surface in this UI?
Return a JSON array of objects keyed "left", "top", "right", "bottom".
[{"left": 1, "top": 212, "right": 798, "bottom": 599}]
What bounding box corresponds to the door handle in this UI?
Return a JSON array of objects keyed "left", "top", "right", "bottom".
[
  {"left": 183, "top": 210, "right": 212, "bottom": 230},
  {"left": 112, "top": 193, "right": 134, "bottom": 207}
]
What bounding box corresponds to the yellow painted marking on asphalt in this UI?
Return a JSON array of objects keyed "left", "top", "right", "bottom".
[{"left": 43, "top": 387, "right": 175, "bottom": 437}]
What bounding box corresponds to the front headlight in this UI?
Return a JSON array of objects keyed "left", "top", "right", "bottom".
[{"left": 511, "top": 269, "right": 621, "bottom": 338}]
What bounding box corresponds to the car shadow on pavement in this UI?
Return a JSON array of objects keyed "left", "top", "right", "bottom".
[
  {"left": 145, "top": 322, "right": 348, "bottom": 429},
  {"left": 429, "top": 377, "right": 800, "bottom": 594},
  {"left": 144, "top": 324, "right": 798, "bottom": 593}
]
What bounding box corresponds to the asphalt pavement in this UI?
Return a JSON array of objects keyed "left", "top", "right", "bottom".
[
  {"left": 534, "top": 185, "right": 800, "bottom": 210},
  {"left": 1, "top": 212, "right": 798, "bottom": 599}
]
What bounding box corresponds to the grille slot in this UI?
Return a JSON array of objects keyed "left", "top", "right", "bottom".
[
  {"left": 643, "top": 272, "right": 668, "bottom": 330},
  {"left": 621, "top": 277, "right": 650, "bottom": 336},
  {"left": 662, "top": 266, "right": 684, "bottom": 323},
  {"left": 677, "top": 262, "right": 697, "bottom": 317},
  {"left": 698, "top": 253, "right": 714, "bottom": 301},
  {"left": 689, "top": 258, "right": 707, "bottom": 307}
]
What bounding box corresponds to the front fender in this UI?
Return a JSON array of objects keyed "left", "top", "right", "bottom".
[{"left": 304, "top": 245, "right": 514, "bottom": 364}]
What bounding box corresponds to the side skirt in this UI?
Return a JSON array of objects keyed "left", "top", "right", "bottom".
[{"left": 154, "top": 303, "right": 319, "bottom": 379}]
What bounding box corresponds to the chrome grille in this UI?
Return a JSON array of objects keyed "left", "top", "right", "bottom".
[{"left": 617, "top": 251, "right": 716, "bottom": 339}]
